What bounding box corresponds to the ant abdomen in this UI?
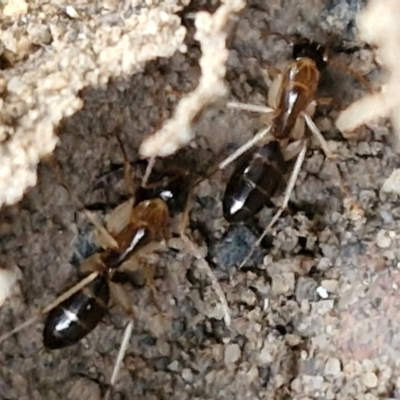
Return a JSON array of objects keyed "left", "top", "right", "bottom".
[
  {"left": 223, "top": 141, "right": 287, "bottom": 223},
  {"left": 43, "top": 274, "right": 109, "bottom": 349}
]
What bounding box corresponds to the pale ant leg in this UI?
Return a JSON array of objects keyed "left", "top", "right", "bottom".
[
  {"left": 267, "top": 72, "right": 283, "bottom": 110},
  {"left": 222, "top": 72, "right": 281, "bottom": 170},
  {"left": 105, "top": 281, "right": 136, "bottom": 397},
  {"left": 102, "top": 199, "right": 135, "bottom": 239},
  {"left": 190, "top": 126, "right": 274, "bottom": 190},
  {"left": 131, "top": 257, "right": 163, "bottom": 312},
  {"left": 218, "top": 126, "right": 273, "bottom": 170},
  {"left": 178, "top": 187, "right": 231, "bottom": 327},
  {"left": 181, "top": 235, "right": 231, "bottom": 327},
  {"left": 302, "top": 112, "right": 336, "bottom": 160},
  {"left": 281, "top": 139, "right": 304, "bottom": 162},
  {"left": 0, "top": 271, "right": 99, "bottom": 343},
  {"left": 239, "top": 141, "right": 308, "bottom": 269},
  {"left": 109, "top": 318, "right": 134, "bottom": 387},
  {"left": 303, "top": 112, "right": 364, "bottom": 220},
  {"left": 49, "top": 157, "right": 119, "bottom": 250},
  {"left": 281, "top": 114, "right": 304, "bottom": 161},
  {"left": 193, "top": 95, "right": 276, "bottom": 186},
  {"left": 141, "top": 156, "right": 156, "bottom": 188},
  {"left": 226, "top": 101, "right": 276, "bottom": 115},
  {"left": 105, "top": 240, "right": 174, "bottom": 393}
]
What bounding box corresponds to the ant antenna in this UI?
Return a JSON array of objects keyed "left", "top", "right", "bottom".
[
  {"left": 328, "top": 58, "right": 374, "bottom": 93},
  {"left": 142, "top": 156, "right": 156, "bottom": 188},
  {"left": 189, "top": 125, "right": 273, "bottom": 190},
  {"left": 48, "top": 157, "right": 119, "bottom": 250},
  {"left": 115, "top": 132, "right": 136, "bottom": 198},
  {"left": 261, "top": 30, "right": 292, "bottom": 44}
]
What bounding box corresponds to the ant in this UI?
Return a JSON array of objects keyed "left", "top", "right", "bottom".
[
  {"left": 0, "top": 140, "right": 210, "bottom": 393},
  {"left": 218, "top": 35, "right": 370, "bottom": 266}
]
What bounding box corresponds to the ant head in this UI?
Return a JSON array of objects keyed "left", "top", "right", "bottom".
[{"left": 292, "top": 37, "right": 328, "bottom": 71}]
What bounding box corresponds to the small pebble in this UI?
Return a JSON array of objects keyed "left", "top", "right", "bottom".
[
  {"left": 224, "top": 343, "right": 241, "bottom": 365},
  {"left": 324, "top": 357, "right": 341, "bottom": 376},
  {"left": 362, "top": 371, "right": 378, "bottom": 388},
  {"left": 272, "top": 272, "right": 295, "bottom": 295},
  {"left": 182, "top": 368, "right": 193, "bottom": 383},
  {"left": 376, "top": 230, "right": 392, "bottom": 248},
  {"left": 343, "top": 360, "right": 362, "bottom": 376},
  {"left": 167, "top": 360, "right": 180, "bottom": 372},
  {"left": 65, "top": 5, "right": 80, "bottom": 18},
  {"left": 317, "top": 286, "right": 329, "bottom": 299},
  {"left": 321, "top": 279, "right": 339, "bottom": 293}
]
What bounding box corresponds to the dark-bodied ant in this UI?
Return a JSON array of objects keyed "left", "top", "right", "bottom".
[
  {"left": 0, "top": 144, "right": 197, "bottom": 390},
  {"left": 223, "top": 37, "right": 330, "bottom": 222},
  {"left": 219, "top": 35, "right": 370, "bottom": 265}
]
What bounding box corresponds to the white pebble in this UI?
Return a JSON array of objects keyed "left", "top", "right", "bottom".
[
  {"left": 362, "top": 371, "right": 378, "bottom": 388},
  {"left": 317, "top": 286, "right": 329, "bottom": 299},
  {"left": 224, "top": 343, "right": 241, "bottom": 365},
  {"left": 167, "top": 360, "right": 180, "bottom": 372},
  {"left": 65, "top": 5, "right": 80, "bottom": 19},
  {"left": 0, "top": 265, "right": 21, "bottom": 307},
  {"left": 324, "top": 358, "right": 341, "bottom": 376},
  {"left": 182, "top": 368, "right": 193, "bottom": 383},
  {"left": 376, "top": 229, "right": 392, "bottom": 248}
]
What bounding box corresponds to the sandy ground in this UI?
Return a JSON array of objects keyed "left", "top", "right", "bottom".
[{"left": 1, "top": 0, "right": 400, "bottom": 399}]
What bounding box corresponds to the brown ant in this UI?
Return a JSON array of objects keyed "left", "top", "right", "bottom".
[
  {"left": 223, "top": 37, "right": 331, "bottom": 221},
  {"left": 218, "top": 35, "right": 370, "bottom": 265},
  {"left": 0, "top": 142, "right": 200, "bottom": 390}
]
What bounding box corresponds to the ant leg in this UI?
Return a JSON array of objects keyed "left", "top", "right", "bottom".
[
  {"left": 260, "top": 30, "right": 291, "bottom": 45},
  {"left": 302, "top": 112, "right": 364, "bottom": 221},
  {"left": 141, "top": 156, "right": 156, "bottom": 188},
  {"left": 100, "top": 198, "right": 135, "bottom": 242},
  {"left": 281, "top": 139, "right": 304, "bottom": 162},
  {"left": 328, "top": 58, "right": 374, "bottom": 94},
  {"left": 118, "top": 244, "right": 168, "bottom": 310},
  {"left": 239, "top": 141, "right": 308, "bottom": 268},
  {"left": 48, "top": 157, "right": 119, "bottom": 250},
  {"left": 302, "top": 113, "right": 336, "bottom": 160},
  {"left": 302, "top": 111, "right": 363, "bottom": 217},
  {"left": 178, "top": 190, "right": 231, "bottom": 327},
  {"left": 180, "top": 235, "right": 231, "bottom": 327},
  {"left": 267, "top": 72, "right": 283, "bottom": 110},
  {"left": 227, "top": 101, "right": 276, "bottom": 114},
  {"left": 106, "top": 243, "right": 172, "bottom": 392},
  {"left": 0, "top": 271, "right": 99, "bottom": 343},
  {"left": 190, "top": 126, "right": 273, "bottom": 189},
  {"left": 106, "top": 282, "right": 136, "bottom": 393},
  {"left": 110, "top": 318, "right": 134, "bottom": 386},
  {"left": 219, "top": 126, "right": 273, "bottom": 170},
  {"left": 132, "top": 257, "right": 162, "bottom": 311}
]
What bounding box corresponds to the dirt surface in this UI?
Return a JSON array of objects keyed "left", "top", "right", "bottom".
[{"left": 1, "top": 0, "right": 400, "bottom": 399}]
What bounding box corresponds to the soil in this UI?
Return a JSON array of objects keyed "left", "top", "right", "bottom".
[{"left": 1, "top": 1, "right": 399, "bottom": 399}]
